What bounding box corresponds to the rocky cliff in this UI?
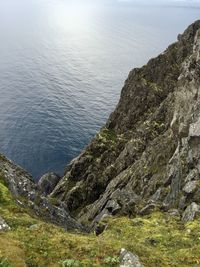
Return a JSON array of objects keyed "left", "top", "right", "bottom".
[
  {"left": 1, "top": 20, "right": 200, "bottom": 267},
  {"left": 0, "top": 154, "right": 84, "bottom": 231},
  {"left": 50, "top": 20, "right": 200, "bottom": 226},
  {"left": 1, "top": 20, "right": 200, "bottom": 229}
]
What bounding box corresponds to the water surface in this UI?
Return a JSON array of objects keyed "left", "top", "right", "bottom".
[{"left": 0, "top": 0, "right": 199, "bottom": 179}]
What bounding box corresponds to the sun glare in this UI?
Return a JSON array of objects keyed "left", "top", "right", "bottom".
[{"left": 53, "top": 1, "right": 94, "bottom": 32}]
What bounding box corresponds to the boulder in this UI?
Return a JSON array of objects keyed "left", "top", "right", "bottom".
[
  {"left": 183, "top": 181, "right": 198, "bottom": 194},
  {"left": 120, "top": 248, "right": 144, "bottom": 267},
  {"left": 38, "top": 172, "right": 61, "bottom": 195},
  {"left": 189, "top": 119, "right": 200, "bottom": 138},
  {"left": 105, "top": 199, "right": 121, "bottom": 215},
  {"left": 185, "top": 169, "right": 199, "bottom": 183},
  {"left": 0, "top": 216, "right": 10, "bottom": 231},
  {"left": 182, "top": 202, "right": 200, "bottom": 222}
]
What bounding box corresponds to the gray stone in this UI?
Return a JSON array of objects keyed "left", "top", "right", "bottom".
[
  {"left": 182, "top": 202, "right": 200, "bottom": 222},
  {"left": 0, "top": 216, "right": 10, "bottom": 232},
  {"left": 106, "top": 199, "right": 121, "bottom": 215},
  {"left": 151, "top": 188, "right": 162, "bottom": 202},
  {"left": 38, "top": 172, "right": 61, "bottom": 196},
  {"left": 120, "top": 248, "right": 144, "bottom": 267},
  {"left": 185, "top": 169, "right": 199, "bottom": 183},
  {"left": 189, "top": 119, "right": 200, "bottom": 138},
  {"left": 0, "top": 153, "right": 86, "bottom": 232},
  {"left": 183, "top": 181, "right": 198, "bottom": 194},
  {"left": 179, "top": 122, "right": 190, "bottom": 138}
]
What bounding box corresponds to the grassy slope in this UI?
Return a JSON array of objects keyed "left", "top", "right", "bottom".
[{"left": 0, "top": 179, "right": 200, "bottom": 267}]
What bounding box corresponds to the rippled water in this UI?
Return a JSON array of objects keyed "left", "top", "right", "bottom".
[{"left": 0, "top": 0, "right": 199, "bottom": 180}]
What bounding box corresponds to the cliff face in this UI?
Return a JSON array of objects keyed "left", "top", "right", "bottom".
[
  {"left": 50, "top": 20, "right": 200, "bottom": 225},
  {"left": 1, "top": 21, "right": 200, "bottom": 230}
]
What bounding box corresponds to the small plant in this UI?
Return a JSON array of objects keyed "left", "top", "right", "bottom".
[
  {"left": 0, "top": 257, "right": 12, "bottom": 267},
  {"left": 104, "top": 256, "right": 119, "bottom": 266},
  {"left": 60, "top": 259, "right": 82, "bottom": 267}
]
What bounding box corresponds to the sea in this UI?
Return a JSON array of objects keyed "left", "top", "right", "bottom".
[{"left": 0, "top": 0, "right": 199, "bottom": 180}]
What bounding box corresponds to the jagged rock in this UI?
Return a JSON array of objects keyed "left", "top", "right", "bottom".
[
  {"left": 106, "top": 199, "right": 121, "bottom": 215},
  {"left": 120, "top": 248, "right": 144, "bottom": 267},
  {"left": 0, "top": 216, "right": 10, "bottom": 231},
  {"left": 189, "top": 119, "right": 200, "bottom": 138},
  {"left": 183, "top": 181, "right": 198, "bottom": 194},
  {"left": 151, "top": 188, "right": 162, "bottom": 202},
  {"left": 49, "top": 21, "right": 200, "bottom": 225},
  {"left": 185, "top": 169, "right": 199, "bottom": 183},
  {"left": 0, "top": 153, "right": 86, "bottom": 232},
  {"left": 38, "top": 172, "right": 61, "bottom": 196},
  {"left": 179, "top": 122, "right": 190, "bottom": 138},
  {"left": 182, "top": 202, "right": 200, "bottom": 222},
  {"left": 0, "top": 154, "right": 37, "bottom": 198}
]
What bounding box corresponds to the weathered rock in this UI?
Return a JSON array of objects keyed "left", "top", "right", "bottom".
[
  {"left": 0, "top": 216, "right": 10, "bottom": 231},
  {"left": 0, "top": 154, "right": 37, "bottom": 198},
  {"left": 38, "top": 172, "right": 61, "bottom": 196},
  {"left": 185, "top": 169, "right": 199, "bottom": 183},
  {"left": 0, "top": 153, "right": 86, "bottom": 232},
  {"left": 120, "top": 248, "right": 144, "bottom": 267},
  {"left": 106, "top": 199, "right": 121, "bottom": 215},
  {"left": 49, "top": 21, "right": 200, "bottom": 225},
  {"left": 182, "top": 202, "right": 200, "bottom": 222},
  {"left": 183, "top": 181, "right": 198, "bottom": 194},
  {"left": 189, "top": 119, "right": 200, "bottom": 138}
]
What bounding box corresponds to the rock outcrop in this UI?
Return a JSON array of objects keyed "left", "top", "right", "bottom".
[
  {"left": 50, "top": 20, "right": 200, "bottom": 226},
  {"left": 0, "top": 154, "right": 85, "bottom": 232},
  {"left": 38, "top": 172, "right": 61, "bottom": 196},
  {"left": 0, "top": 215, "right": 10, "bottom": 231},
  {"left": 120, "top": 249, "right": 144, "bottom": 267}
]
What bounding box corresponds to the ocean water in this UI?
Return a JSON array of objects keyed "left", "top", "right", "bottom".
[{"left": 0, "top": 0, "right": 199, "bottom": 180}]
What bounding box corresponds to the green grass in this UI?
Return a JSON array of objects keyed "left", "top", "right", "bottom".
[
  {"left": 99, "top": 128, "right": 117, "bottom": 143},
  {"left": 1, "top": 180, "right": 200, "bottom": 267}
]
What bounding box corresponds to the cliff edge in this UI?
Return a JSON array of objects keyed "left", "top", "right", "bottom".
[{"left": 51, "top": 20, "right": 200, "bottom": 226}]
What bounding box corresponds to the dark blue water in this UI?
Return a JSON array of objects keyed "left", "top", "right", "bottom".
[{"left": 0, "top": 0, "right": 199, "bottom": 180}]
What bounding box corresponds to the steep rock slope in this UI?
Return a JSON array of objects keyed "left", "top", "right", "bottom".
[
  {"left": 51, "top": 20, "right": 200, "bottom": 226},
  {"left": 0, "top": 154, "right": 84, "bottom": 231}
]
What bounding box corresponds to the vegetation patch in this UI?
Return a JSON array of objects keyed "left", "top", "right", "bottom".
[{"left": 98, "top": 128, "right": 118, "bottom": 143}]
